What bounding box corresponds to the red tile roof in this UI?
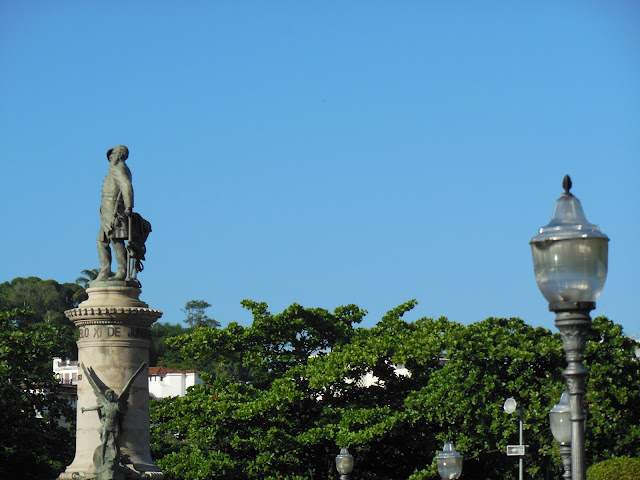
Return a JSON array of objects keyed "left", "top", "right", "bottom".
[{"left": 148, "top": 366, "right": 200, "bottom": 375}]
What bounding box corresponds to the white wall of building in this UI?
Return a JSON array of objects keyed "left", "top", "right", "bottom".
[
  {"left": 148, "top": 368, "right": 203, "bottom": 398},
  {"left": 53, "top": 357, "right": 79, "bottom": 385},
  {"left": 53, "top": 358, "right": 202, "bottom": 399}
]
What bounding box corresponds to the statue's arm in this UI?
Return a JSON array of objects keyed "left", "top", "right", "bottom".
[{"left": 81, "top": 405, "right": 100, "bottom": 413}]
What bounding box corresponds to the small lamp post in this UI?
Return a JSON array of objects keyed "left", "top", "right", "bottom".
[
  {"left": 335, "top": 447, "right": 354, "bottom": 480},
  {"left": 436, "top": 441, "right": 463, "bottom": 480},
  {"left": 550, "top": 391, "right": 572, "bottom": 480},
  {"left": 504, "top": 398, "right": 525, "bottom": 480},
  {"left": 530, "top": 175, "right": 609, "bottom": 480}
]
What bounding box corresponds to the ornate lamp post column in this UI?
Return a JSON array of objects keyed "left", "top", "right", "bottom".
[{"left": 530, "top": 175, "right": 609, "bottom": 480}]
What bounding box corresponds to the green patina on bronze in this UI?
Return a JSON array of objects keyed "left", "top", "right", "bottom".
[{"left": 92, "top": 145, "right": 151, "bottom": 287}]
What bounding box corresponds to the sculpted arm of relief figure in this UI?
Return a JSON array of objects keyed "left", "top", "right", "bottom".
[{"left": 81, "top": 404, "right": 101, "bottom": 414}]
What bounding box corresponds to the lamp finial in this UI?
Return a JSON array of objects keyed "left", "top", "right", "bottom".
[{"left": 562, "top": 175, "right": 572, "bottom": 194}]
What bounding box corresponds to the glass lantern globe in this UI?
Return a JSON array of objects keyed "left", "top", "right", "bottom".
[
  {"left": 436, "top": 442, "right": 463, "bottom": 480},
  {"left": 504, "top": 397, "right": 517, "bottom": 414},
  {"left": 335, "top": 447, "right": 354, "bottom": 476},
  {"left": 549, "top": 391, "right": 572, "bottom": 445},
  {"left": 530, "top": 175, "right": 609, "bottom": 308}
]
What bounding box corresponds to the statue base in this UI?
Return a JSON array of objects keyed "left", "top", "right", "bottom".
[
  {"left": 59, "top": 286, "right": 164, "bottom": 480},
  {"left": 88, "top": 279, "right": 141, "bottom": 289},
  {"left": 58, "top": 469, "right": 165, "bottom": 480}
]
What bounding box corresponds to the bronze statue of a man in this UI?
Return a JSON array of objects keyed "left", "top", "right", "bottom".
[{"left": 96, "top": 145, "right": 133, "bottom": 281}]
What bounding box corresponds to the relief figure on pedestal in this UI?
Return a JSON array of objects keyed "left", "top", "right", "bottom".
[{"left": 81, "top": 362, "right": 147, "bottom": 480}]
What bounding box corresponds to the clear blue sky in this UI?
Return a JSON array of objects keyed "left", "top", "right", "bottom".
[{"left": 1, "top": 2, "right": 638, "bottom": 339}]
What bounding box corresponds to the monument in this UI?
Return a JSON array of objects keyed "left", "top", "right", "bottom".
[{"left": 59, "top": 146, "right": 163, "bottom": 480}]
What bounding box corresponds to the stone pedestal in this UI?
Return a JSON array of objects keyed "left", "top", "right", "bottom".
[{"left": 59, "top": 283, "right": 163, "bottom": 480}]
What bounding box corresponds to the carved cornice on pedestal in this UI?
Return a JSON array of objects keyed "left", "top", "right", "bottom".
[
  {"left": 65, "top": 285, "right": 163, "bottom": 327},
  {"left": 65, "top": 306, "right": 163, "bottom": 327}
]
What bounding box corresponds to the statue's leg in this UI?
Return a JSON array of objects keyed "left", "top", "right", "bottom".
[
  {"left": 96, "top": 240, "right": 112, "bottom": 281},
  {"left": 112, "top": 240, "right": 127, "bottom": 281}
]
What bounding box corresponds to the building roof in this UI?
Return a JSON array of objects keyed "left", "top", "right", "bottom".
[
  {"left": 148, "top": 366, "right": 200, "bottom": 376},
  {"left": 58, "top": 384, "right": 78, "bottom": 396}
]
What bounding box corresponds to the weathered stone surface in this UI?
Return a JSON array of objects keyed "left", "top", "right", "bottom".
[
  {"left": 81, "top": 361, "right": 147, "bottom": 478},
  {"left": 59, "top": 286, "right": 163, "bottom": 480}
]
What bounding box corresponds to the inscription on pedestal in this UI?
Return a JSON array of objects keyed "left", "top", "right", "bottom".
[{"left": 78, "top": 326, "right": 151, "bottom": 340}]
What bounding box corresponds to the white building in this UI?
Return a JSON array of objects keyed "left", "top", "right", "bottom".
[
  {"left": 356, "top": 364, "right": 411, "bottom": 387},
  {"left": 52, "top": 358, "right": 202, "bottom": 398},
  {"left": 148, "top": 366, "right": 203, "bottom": 398},
  {"left": 53, "top": 357, "right": 80, "bottom": 385}
]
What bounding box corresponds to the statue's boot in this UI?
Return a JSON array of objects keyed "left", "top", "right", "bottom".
[
  {"left": 96, "top": 241, "right": 112, "bottom": 281},
  {"left": 112, "top": 241, "right": 128, "bottom": 281}
]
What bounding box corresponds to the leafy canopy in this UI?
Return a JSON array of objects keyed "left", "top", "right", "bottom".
[
  {"left": 0, "top": 309, "right": 75, "bottom": 479},
  {"left": 151, "top": 301, "right": 640, "bottom": 480},
  {"left": 182, "top": 299, "right": 220, "bottom": 329}
]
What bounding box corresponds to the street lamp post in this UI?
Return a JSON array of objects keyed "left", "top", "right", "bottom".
[
  {"left": 530, "top": 175, "right": 609, "bottom": 480},
  {"left": 504, "top": 398, "right": 525, "bottom": 480},
  {"left": 550, "top": 391, "right": 573, "bottom": 480},
  {"left": 436, "top": 441, "right": 463, "bottom": 480},
  {"left": 335, "top": 447, "right": 354, "bottom": 480}
]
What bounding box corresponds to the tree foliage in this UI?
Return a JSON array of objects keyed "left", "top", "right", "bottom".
[
  {"left": 151, "top": 300, "right": 366, "bottom": 479},
  {"left": 150, "top": 302, "right": 640, "bottom": 480},
  {"left": 0, "top": 309, "right": 75, "bottom": 479},
  {"left": 586, "top": 457, "right": 640, "bottom": 480},
  {"left": 0, "top": 277, "right": 83, "bottom": 358},
  {"left": 404, "top": 316, "right": 564, "bottom": 479},
  {"left": 75, "top": 268, "right": 100, "bottom": 288},
  {"left": 182, "top": 299, "right": 220, "bottom": 329},
  {"left": 150, "top": 322, "right": 191, "bottom": 368},
  {"left": 585, "top": 317, "right": 640, "bottom": 462},
  {"left": 0, "top": 277, "right": 84, "bottom": 326}
]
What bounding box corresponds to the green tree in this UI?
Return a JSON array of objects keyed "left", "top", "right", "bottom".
[
  {"left": 586, "top": 457, "right": 640, "bottom": 480},
  {"left": 585, "top": 317, "right": 640, "bottom": 463},
  {"left": 149, "top": 319, "right": 255, "bottom": 380},
  {"left": 0, "top": 309, "right": 75, "bottom": 479},
  {"left": 151, "top": 300, "right": 366, "bottom": 479},
  {"left": 150, "top": 322, "right": 190, "bottom": 368},
  {"left": 0, "top": 277, "right": 83, "bottom": 358},
  {"left": 150, "top": 303, "right": 640, "bottom": 480},
  {"left": 182, "top": 300, "right": 220, "bottom": 329},
  {"left": 0, "top": 277, "right": 83, "bottom": 327},
  {"left": 75, "top": 268, "right": 100, "bottom": 288},
  {"left": 404, "top": 317, "right": 564, "bottom": 479}
]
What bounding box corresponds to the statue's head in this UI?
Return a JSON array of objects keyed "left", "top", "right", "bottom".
[
  {"left": 106, "top": 145, "right": 129, "bottom": 162},
  {"left": 105, "top": 389, "right": 117, "bottom": 402}
]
